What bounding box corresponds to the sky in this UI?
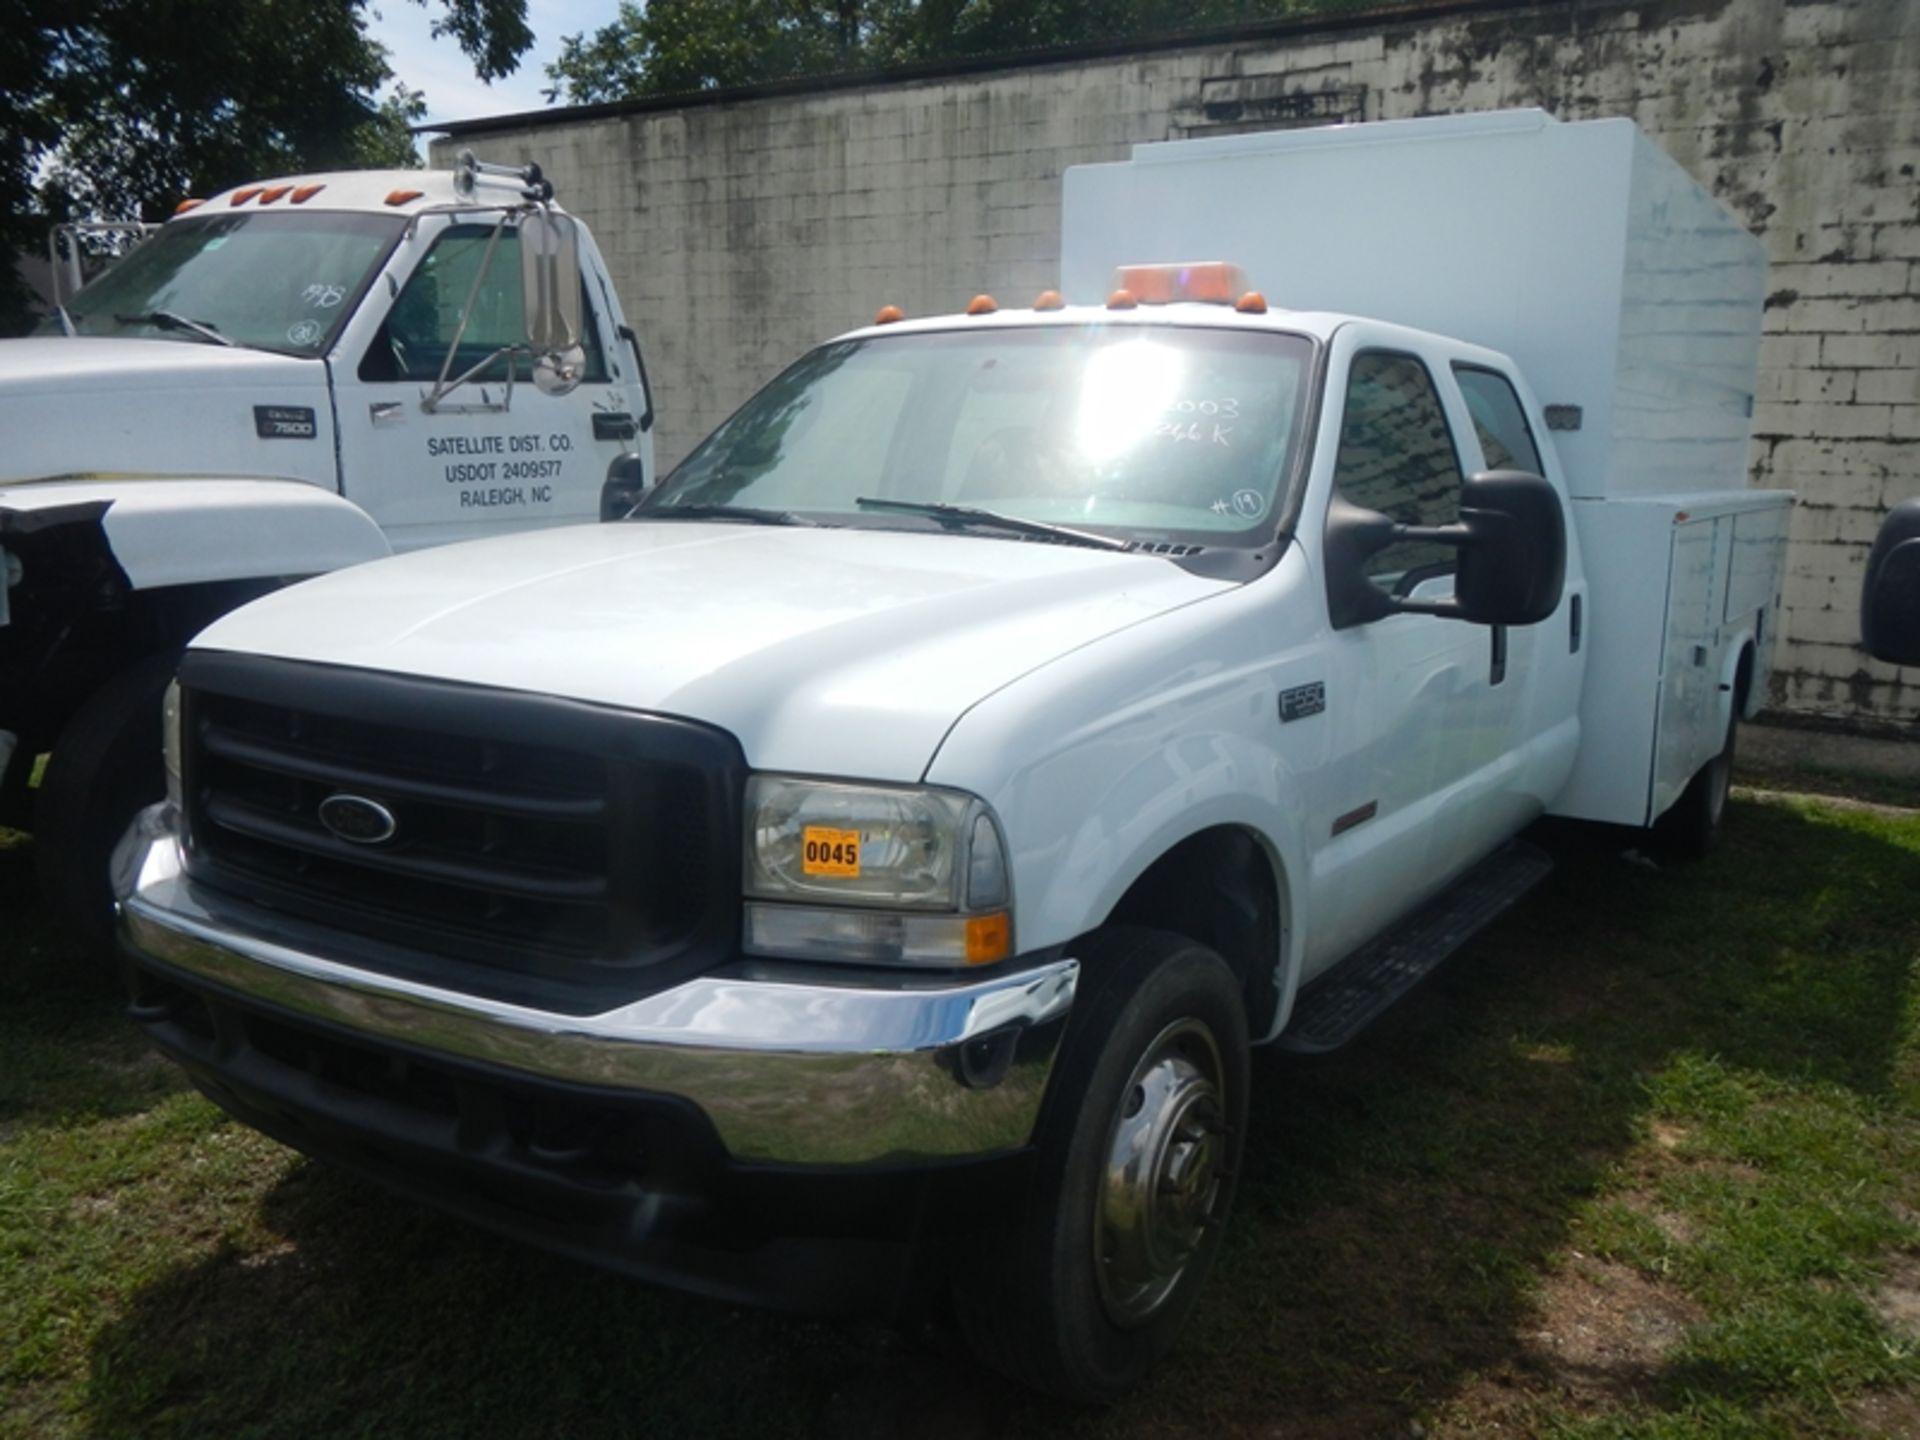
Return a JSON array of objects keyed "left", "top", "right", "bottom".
[{"left": 365, "top": 0, "right": 612, "bottom": 134}]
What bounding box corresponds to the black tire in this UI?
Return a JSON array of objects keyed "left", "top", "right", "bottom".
[
  {"left": 33, "top": 652, "right": 178, "bottom": 965},
  {"left": 952, "top": 927, "right": 1250, "bottom": 1403},
  {"left": 1654, "top": 709, "right": 1737, "bottom": 861}
]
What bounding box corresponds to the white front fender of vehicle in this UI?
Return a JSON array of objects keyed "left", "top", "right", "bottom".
[
  {"left": 0, "top": 476, "right": 391, "bottom": 590},
  {"left": 926, "top": 570, "right": 1324, "bottom": 1042}
]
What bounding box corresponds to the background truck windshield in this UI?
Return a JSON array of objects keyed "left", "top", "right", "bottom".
[
  {"left": 45, "top": 212, "right": 403, "bottom": 355},
  {"left": 653, "top": 325, "right": 1315, "bottom": 544}
]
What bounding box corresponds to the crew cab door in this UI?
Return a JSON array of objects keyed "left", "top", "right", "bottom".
[
  {"left": 1300, "top": 329, "right": 1525, "bottom": 974},
  {"left": 329, "top": 213, "right": 644, "bottom": 553}
]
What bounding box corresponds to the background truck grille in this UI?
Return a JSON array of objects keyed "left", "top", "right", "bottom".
[{"left": 176, "top": 652, "right": 744, "bottom": 1012}]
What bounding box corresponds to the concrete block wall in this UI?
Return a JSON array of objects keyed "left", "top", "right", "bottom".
[{"left": 436, "top": 0, "right": 1920, "bottom": 731}]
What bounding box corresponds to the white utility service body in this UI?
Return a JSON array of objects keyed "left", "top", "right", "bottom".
[
  {"left": 1, "top": 160, "right": 654, "bottom": 944},
  {"left": 114, "top": 111, "right": 1788, "bottom": 1400}
]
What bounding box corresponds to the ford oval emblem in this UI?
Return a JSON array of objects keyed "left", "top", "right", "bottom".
[{"left": 317, "top": 793, "right": 398, "bottom": 846}]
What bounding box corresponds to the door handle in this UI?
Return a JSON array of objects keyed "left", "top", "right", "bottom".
[
  {"left": 1490, "top": 624, "right": 1508, "bottom": 686},
  {"left": 369, "top": 402, "right": 405, "bottom": 427}
]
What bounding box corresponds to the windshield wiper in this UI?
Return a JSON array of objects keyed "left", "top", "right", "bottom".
[
  {"left": 53, "top": 304, "right": 76, "bottom": 337},
  {"left": 854, "top": 496, "right": 1128, "bottom": 551},
  {"left": 636, "top": 502, "right": 816, "bottom": 527},
  {"left": 112, "top": 310, "right": 235, "bottom": 347}
]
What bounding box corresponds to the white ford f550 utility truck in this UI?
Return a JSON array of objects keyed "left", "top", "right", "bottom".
[
  {"left": 115, "top": 111, "right": 1789, "bottom": 1401},
  {"left": 3, "top": 154, "right": 655, "bottom": 951}
]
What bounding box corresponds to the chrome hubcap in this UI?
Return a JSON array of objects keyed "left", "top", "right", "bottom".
[{"left": 1094, "top": 1019, "right": 1227, "bottom": 1328}]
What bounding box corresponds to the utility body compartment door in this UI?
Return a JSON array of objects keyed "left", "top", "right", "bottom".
[
  {"left": 326, "top": 212, "right": 648, "bottom": 553},
  {"left": 1547, "top": 491, "right": 1789, "bottom": 827}
]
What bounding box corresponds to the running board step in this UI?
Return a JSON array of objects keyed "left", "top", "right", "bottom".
[{"left": 1275, "top": 840, "right": 1553, "bottom": 1055}]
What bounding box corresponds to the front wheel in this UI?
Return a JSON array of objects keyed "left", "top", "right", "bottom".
[{"left": 953, "top": 928, "right": 1250, "bottom": 1403}]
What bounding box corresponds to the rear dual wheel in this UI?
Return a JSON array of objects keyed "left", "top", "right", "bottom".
[{"left": 953, "top": 928, "right": 1249, "bottom": 1403}]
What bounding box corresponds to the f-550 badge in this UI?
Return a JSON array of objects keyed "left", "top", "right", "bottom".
[{"left": 1279, "top": 682, "right": 1326, "bottom": 723}]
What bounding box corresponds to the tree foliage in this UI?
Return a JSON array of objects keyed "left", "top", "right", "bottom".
[
  {"left": 549, "top": 0, "right": 1327, "bottom": 103},
  {"left": 1, "top": 0, "right": 530, "bottom": 334}
]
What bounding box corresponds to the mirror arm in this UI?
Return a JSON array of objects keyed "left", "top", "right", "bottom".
[{"left": 422, "top": 214, "right": 512, "bottom": 413}]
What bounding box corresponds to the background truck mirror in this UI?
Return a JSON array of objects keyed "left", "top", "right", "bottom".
[
  {"left": 1863, "top": 499, "right": 1920, "bottom": 666},
  {"left": 520, "top": 210, "right": 584, "bottom": 365},
  {"left": 600, "top": 453, "right": 649, "bottom": 521},
  {"left": 1325, "top": 471, "right": 1566, "bottom": 630}
]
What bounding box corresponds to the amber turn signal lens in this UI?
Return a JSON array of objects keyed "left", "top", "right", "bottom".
[
  {"left": 966, "top": 294, "right": 998, "bottom": 315},
  {"left": 873, "top": 304, "right": 905, "bottom": 325},
  {"left": 964, "top": 911, "right": 1013, "bottom": 966},
  {"left": 1032, "top": 289, "right": 1065, "bottom": 310},
  {"left": 1235, "top": 291, "right": 1268, "bottom": 314}
]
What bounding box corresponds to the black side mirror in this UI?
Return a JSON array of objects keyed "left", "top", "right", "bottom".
[
  {"left": 1863, "top": 498, "right": 1920, "bottom": 666},
  {"left": 600, "top": 453, "right": 648, "bottom": 521},
  {"left": 1326, "top": 469, "right": 1567, "bottom": 630}
]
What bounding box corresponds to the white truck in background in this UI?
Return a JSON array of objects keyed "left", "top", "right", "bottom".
[
  {"left": 117, "top": 111, "right": 1790, "bottom": 1400},
  {"left": 2, "top": 155, "right": 656, "bottom": 951}
]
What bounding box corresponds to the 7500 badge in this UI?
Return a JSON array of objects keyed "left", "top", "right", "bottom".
[{"left": 253, "top": 405, "right": 317, "bottom": 440}]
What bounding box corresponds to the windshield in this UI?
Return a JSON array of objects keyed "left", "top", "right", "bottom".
[
  {"left": 647, "top": 325, "right": 1315, "bottom": 547},
  {"left": 39, "top": 211, "right": 404, "bottom": 355}
]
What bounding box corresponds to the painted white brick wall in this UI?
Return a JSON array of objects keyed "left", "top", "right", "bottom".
[{"left": 436, "top": 0, "right": 1920, "bottom": 730}]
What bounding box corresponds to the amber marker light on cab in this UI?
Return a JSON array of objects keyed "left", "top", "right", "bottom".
[
  {"left": 173, "top": 199, "right": 204, "bottom": 215},
  {"left": 1235, "top": 291, "right": 1269, "bottom": 314},
  {"left": 967, "top": 294, "right": 998, "bottom": 315},
  {"left": 228, "top": 187, "right": 264, "bottom": 206},
  {"left": 257, "top": 185, "right": 292, "bottom": 204},
  {"left": 1033, "top": 290, "right": 1065, "bottom": 311},
  {"left": 384, "top": 189, "right": 425, "bottom": 206},
  {"left": 290, "top": 184, "right": 326, "bottom": 204},
  {"left": 874, "top": 304, "right": 904, "bottom": 324},
  {"left": 1106, "top": 288, "right": 1139, "bottom": 310}
]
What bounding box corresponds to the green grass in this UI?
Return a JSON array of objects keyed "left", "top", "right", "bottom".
[{"left": 4, "top": 791, "right": 1920, "bottom": 1438}]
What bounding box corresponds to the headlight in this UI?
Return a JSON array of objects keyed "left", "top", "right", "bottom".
[
  {"left": 744, "top": 776, "right": 1012, "bottom": 967},
  {"left": 162, "top": 679, "right": 183, "bottom": 810}
]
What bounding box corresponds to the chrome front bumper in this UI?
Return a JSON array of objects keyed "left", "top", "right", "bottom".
[{"left": 115, "top": 810, "right": 1078, "bottom": 1168}]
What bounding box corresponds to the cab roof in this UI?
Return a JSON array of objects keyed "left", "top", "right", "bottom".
[{"left": 180, "top": 169, "right": 535, "bottom": 220}]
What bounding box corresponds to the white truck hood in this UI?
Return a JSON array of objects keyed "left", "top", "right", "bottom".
[
  {"left": 193, "top": 522, "right": 1232, "bottom": 779},
  {"left": 0, "top": 336, "right": 334, "bottom": 488}
]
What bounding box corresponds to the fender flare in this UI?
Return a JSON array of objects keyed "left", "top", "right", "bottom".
[{"left": 0, "top": 476, "right": 390, "bottom": 592}]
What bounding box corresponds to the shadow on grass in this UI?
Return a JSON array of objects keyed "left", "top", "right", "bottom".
[
  {"left": 0, "top": 832, "right": 187, "bottom": 1134},
  {"left": 69, "top": 798, "right": 1920, "bottom": 1439}
]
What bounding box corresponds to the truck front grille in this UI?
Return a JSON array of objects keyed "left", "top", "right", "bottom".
[{"left": 176, "top": 652, "right": 744, "bottom": 1012}]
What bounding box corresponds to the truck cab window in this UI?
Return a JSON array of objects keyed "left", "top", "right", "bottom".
[
  {"left": 1332, "top": 351, "right": 1464, "bottom": 594},
  {"left": 1454, "top": 366, "right": 1545, "bottom": 474},
  {"left": 361, "top": 223, "right": 609, "bottom": 385}
]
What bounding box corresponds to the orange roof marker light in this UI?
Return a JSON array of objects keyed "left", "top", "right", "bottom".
[
  {"left": 1113, "top": 261, "right": 1250, "bottom": 306},
  {"left": 1235, "top": 291, "right": 1269, "bottom": 315},
  {"left": 873, "top": 304, "right": 905, "bottom": 325},
  {"left": 1106, "top": 288, "right": 1138, "bottom": 311},
  {"left": 1032, "top": 289, "right": 1065, "bottom": 311},
  {"left": 384, "top": 188, "right": 425, "bottom": 206},
  {"left": 173, "top": 198, "right": 205, "bottom": 215},
  {"left": 228, "top": 187, "right": 264, "bottom": 206},
  {"left": 257, "top": 185, "right": 293, "bottom": 204},
  {"left": 290, "top": 183, "right": 326, "bottom": 204},
  {"left": 966, "top": 294, "right": 998, "bottom": 316}
]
